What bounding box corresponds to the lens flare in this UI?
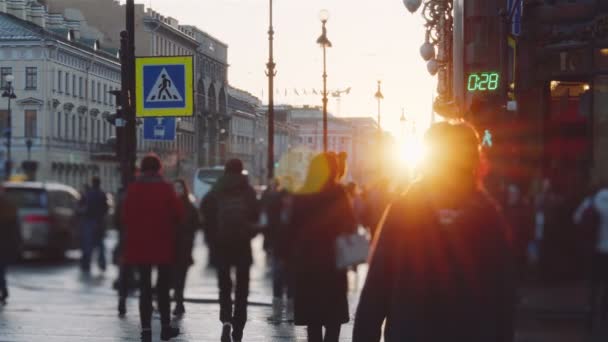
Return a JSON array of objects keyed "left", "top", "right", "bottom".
[{"left": 395, "top": 137, "right": 426, "bottom": 169}]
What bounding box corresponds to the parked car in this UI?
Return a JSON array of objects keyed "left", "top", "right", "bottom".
[{"left": 3, "top": 182, "right": 81, "bottom": 257}]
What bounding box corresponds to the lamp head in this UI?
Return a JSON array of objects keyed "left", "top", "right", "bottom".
[
  {"left": 420, "top": 42, "right": 436, "bottom": 62},
  {"left": 427, "top": 59, "right": 439, "bottom": 76},
  {"left": 319, "top": 9, "right": 330, "bottom": 23},
  {"left": 5, "top": 74, "right": 14, "bottom": 83},
  {"left": 403, "top": 0, "right": 422, "bottom": 13}
]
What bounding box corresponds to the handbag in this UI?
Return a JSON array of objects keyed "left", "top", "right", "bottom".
[{"left": 336, "top": 228, "right": 370, "bottom": 270}]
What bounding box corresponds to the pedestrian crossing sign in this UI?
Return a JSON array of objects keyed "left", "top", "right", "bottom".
[{"left": 135, "top": 56, "right": 194, "bottom": 117}]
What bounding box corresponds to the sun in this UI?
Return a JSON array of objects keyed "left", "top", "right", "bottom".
[{"left": 394, "top": 137, "right": 426, "bottom": 169}]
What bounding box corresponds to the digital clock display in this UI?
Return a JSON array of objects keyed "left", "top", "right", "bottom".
[{"left": 467, "top": 72, "right": 500, "bottom": 92}]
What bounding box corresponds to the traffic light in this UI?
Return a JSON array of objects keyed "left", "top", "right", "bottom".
[{"left": 105, "top": 90, "right": 126, "bottom": 127}]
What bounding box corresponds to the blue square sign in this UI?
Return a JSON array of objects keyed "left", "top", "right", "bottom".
[{"left": 143, "top": 117, "right": 176, "bottom": 141}]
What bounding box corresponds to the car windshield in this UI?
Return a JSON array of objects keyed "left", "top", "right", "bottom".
[{"left": 5, "top": 188, "right": 48, "bottom": 209}]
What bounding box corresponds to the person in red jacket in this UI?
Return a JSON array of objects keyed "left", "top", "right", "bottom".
[{"left": 122, "top": 154, "right": 184, "bottom": 342}]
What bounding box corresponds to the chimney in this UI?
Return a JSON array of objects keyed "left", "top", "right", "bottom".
[
  {"left": 27, "top": 3, "right": 46, "bottom": 28},
  {"left": 7, "top": 0, "right": 26, "bottom": 20},
  {"left": 66, "top": 19, "right": 81, "bottom": 40},
  {"left": 0, "top": 0, "right": 6, "bottom": 13},
  {"left": 46, "top": 13, "right": 65, "bottom": 30}
]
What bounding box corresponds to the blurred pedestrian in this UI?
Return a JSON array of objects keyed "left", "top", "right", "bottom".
[
  {"left": 114, "top": 186, "right": 137, "bottom": 317},
  {"left": 122, "top": 154, "right": 184, "bottom": 341},
  {"left": 0, "top": 184, "right": 22, "bottom": 305},
  {"left": 353, "top": 121, "right": 515, "bottom": 342},
  {"left": 262, "top": 179, "right": 293, "bottom": 322},
  {"left": 504, "top": 183, "right": 533, "bottom": 280},
  {"left": 80, "top": 176, "right": 109, "bottom": 274},
  {"left": 574, "top": 185, "right": 608, "bottom": 326},
  {"left": 289, "top": 153, "right": 357, "bottom": 342},
  {"left": 201, "top": 159, "right": 259, "bottom": 342},
  {"left": 172, "top": 179, "right": 201, "bottom": 316}
]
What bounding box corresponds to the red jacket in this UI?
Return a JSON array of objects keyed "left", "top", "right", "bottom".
[{"left": 122, "top": 175, "right": 184, "bottom": 265}]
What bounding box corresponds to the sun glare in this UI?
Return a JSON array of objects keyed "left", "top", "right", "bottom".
[{"left": 395, "top": 138, "right": 426, "bottom": 169}]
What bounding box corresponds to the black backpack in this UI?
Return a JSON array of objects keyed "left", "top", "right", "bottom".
[{"left": 216, "top": 190, "right": 253, "bottom": 243}]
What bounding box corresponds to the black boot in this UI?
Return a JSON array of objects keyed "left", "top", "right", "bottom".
[
  {"left": 118, "top": 297, "right": 126, "bottom": 316},
  {"left": 140, "top": 328, "right": 152, "bottom": 342},
  {"left": 0, "top": 287, "right": 8, "bottom": 305},
  {"left": 172, "top": 302, "right": 185, "bottom": 316},
  {"left": 221, "top": 323, "right": 232, "bottom": 342},
  {"left": 160, "top": 326, "right": 180, "bottom": 341},
  {"left": 232, "top": 325, "right": 243, "bottom": 342}
]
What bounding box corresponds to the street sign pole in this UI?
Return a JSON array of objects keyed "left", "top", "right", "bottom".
[{"left": 119, "top": 0, "right": 136, "bottom": 189}]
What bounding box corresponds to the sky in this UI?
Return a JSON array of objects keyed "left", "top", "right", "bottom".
[{"left": 126, "top": 0, "right": 435, "bottom": 137}]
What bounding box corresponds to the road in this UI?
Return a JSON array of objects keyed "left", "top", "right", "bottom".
[{"left": 0, "top": 233, "right": 603, "bottom": 342}]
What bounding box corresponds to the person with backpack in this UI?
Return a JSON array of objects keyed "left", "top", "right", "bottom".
[
  {"left": 353, "top": 122, "right": 516, "bottom": 342},
  {"left": 80, "top": 176, "right": 109, "bottom": 274},
  {"left": 201, "top": 159, "right": 259, "bottom": 342},
  {"left": 122, "top": 155, "right": 184, "bottom": 341},
  {"left": 0, "top": 184, "right": 22, "bottom": 305}
]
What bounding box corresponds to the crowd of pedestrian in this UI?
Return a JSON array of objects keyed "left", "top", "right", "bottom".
[{"left": 5, "top": 119, "right": 608, "bottom": 341}]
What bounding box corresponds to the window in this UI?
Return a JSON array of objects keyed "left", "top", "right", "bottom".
[
  {"left": 57, "top": 112, "right": 62, "bottom": 137},
  {"left": 91, "top": 119, "right": 95, "bottom": 142},
  {"left": 103, "top": 84, "right": 107, "bottom": 104},
  {"left": 91, "top": 81, "right": 96, "bottom": 101},
  {"left": 71, "top": 115, "right": 76, "bottom": 140},
  {"left": 79, "top": 77, "right": 83, "bottom": 98},
  {"left": 97, "top": 82, "right": 101, "bottom": 103},
  {"left": 72, "top": 75, "right": 76, "bottom": 96},
  {"left": 64, "top": 112, "right": 69, "bottom": 139},
  {"left": 78, "top": 116, "right": 82, "bottom": 141},
  {"left": 65, "top": 72, "right": 70, "bottom": 94},
  {"left": 24, "top": 110, "right": 37, "bottom": 138},
  {"left": 0, "top": 110, "right": 7, "bottom": 137},
  {"left": 25, "top": 67, "right": 37, "bottom": 89},
  {"left": 57, "top": 70, "right": 63, "bottom": 92},
  {"left": 1, "top": 67, "right": 12, "bottom": 89},
  {"left": 96, "top": 119, "right": 101, "bottom": 143}
]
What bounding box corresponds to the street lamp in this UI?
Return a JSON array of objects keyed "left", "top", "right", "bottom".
[
  {"left": 266, "top": 0, "right": 277, "bottom": 181},
  {"left": 374, "top": 80, "right": 384, "bottom": 132},
  {"left": 404, "top": 0, "right": 454, "bottom": 116},
  {"left": 317, "top": 9, "right": 332, "bottom": 153},
  {"left": 2, "top": 74, "right": 16, "bottom": 180}
]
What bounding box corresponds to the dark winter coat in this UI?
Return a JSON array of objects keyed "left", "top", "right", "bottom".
[
  {"left": 261, "top": 189, "right": 288, "bottom": 257},
  {"left": 289, "top": 184, "right": 356, "bottom": 326},
  {"left": 201, "top": 173, "right": 259, "bottom": 266},
  {"left": 353, "top": 182, "right": 516, "bottom": 342},
  {"left": 122, "top": 174, "right": 185, "bottom": 265},
  {"left": 0, "top": 194, "right": 21, "bottom": 263},
  {"left": 176, "top": 196, "right": 201, "bottom": 266}
]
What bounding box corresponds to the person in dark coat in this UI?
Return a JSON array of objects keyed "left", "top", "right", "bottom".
[
  {"left": 172, "top": 179, "right": 201, "bottom": 316},
  {"left": 353, "top": 121, "right": 516, "bottom": 342},
  {"left": 80, "top": 176, "right": 109, "bottom": 273},
  {"left": 201, "top": 159, "right": 259, "bottom": 342},
  {"left": 289, "top": 153, "right": 357, "bottom": 342},
  {"left": 0, "top": 184, "right": 22, "bottom": 305},
  {"left": 122, "top": 154, "right": 184, "bottom": 341}
]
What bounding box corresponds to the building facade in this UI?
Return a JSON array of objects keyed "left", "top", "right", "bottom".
[
  {"left": 517, "top": 1, "right": 608, "bottom": 195},
  {"left": 0, "top": 2, "right": 122, "bottom": 191},
  {"left": 44, "top": 0, "right": 230, "bottom": 183}
]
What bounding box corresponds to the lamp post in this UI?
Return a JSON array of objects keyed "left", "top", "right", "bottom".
[
  {"left": 374, "top": 80, "right": 384, "bottom": 137},
  {"left": 317, "top": 9, "right": 332, "bottom": 153},
  {"left": 266, "top": 0, "right": 276, "bottom": 181},
  {"left": 2, "top": 74, "right": 16, "bottom": 180}
]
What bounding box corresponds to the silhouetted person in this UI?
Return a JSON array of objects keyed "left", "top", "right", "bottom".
[
  {"left": 201, "top": 159, "right": 259, "bottom": 342},
  {"left": 0, "top": 184, "right": 21, "bottom": 305},
  {"left": 80, "top": 177, "right": 108, "bottom": 273},
  {"left": 288, "top": 153, "right": 357, "bottom": 342},
  {"left": 172, "top": 179, "right": 201, "bottom": 316},
  {"left": 353, "top": 122, "right": 515, "bottom": 342},
  {"left": 122, "top": 154, "right": 184, "bottom": 341},
  {"left": 158, "top": 74, "right": 173, "bottom": 99}
]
